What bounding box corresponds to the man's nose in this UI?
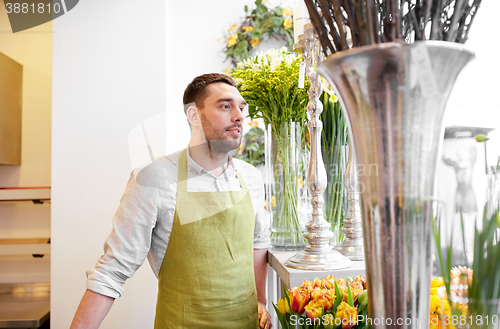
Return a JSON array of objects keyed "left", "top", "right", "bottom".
[{"left": 233, "top": 107, "right": 244, "bottom": 122}]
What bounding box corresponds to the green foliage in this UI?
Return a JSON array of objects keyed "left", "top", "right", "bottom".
[
  {"left": 320, "top": 91, "right": 348, "bottom": 242},
  {"left": 234, "top": 127, "right": 265, "bottom": 167},
  {"left": 223, "top": 0, "right": 294, "bottom": 67}
]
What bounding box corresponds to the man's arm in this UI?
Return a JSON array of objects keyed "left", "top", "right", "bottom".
[
  {"left": 254, "top": 248, "right": 271, "bottom": 328},
  {"left": 70, "top": 289, "right": 115, "bottom": 329}
]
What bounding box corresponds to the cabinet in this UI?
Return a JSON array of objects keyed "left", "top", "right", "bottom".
[
  {"left": 0, "top": 187, "right": 50, "bottom": 329},
  {"left": 0, "top": 52, "right": 23, "bottom": 165}
]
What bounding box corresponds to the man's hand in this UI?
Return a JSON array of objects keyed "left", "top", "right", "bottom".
[{"left": 258, "top": 301, "right": 272, "bottom": 329}]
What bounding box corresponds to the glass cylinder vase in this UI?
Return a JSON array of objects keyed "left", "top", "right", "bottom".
[{"left": 265, "top": 121, "right": 309, "bottom": 250}]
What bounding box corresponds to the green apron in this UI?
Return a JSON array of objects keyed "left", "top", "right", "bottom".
[{"left": 154, "top": 149, "right": 258, "bottom": 329}]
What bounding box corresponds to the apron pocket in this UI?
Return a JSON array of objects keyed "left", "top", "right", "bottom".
[{"left": 182, "top": 294, "right": 258, "bottom": 329}]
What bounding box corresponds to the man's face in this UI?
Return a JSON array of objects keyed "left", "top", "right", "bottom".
[{"left": 197, "top": 82, "right": 247, "bottom": 153}]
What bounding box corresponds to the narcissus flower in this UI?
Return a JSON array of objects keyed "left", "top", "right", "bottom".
[
  {"left": 242, "top": 26, "right": 253, "bottom": 33},
  {"left": 282, "top": 8, "right": 292, "bottom": 17},
  {"left": 227, "top": 24, "right": 237, "bottom": 32},
  {"left": 283, "top": 18, "right": 293, "bottom": 29}
]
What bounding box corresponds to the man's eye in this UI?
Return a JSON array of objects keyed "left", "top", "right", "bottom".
[
  {"left": 222, "top": 105, "right": 230, "bottom": 109},
  {"left": 239, "top": 108, "right": 245, "bottom": 112}
]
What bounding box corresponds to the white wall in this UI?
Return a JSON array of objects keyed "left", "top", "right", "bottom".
[
  {"left": 51, "top": 1, "right": 165, "bottom": 327},
  {"left": 443, "top": 0, "right": 500, "bottom": 162}
]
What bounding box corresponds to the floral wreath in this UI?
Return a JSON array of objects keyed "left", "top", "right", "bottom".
[{"left": 222, "top": 0, "right": 294, "bottom": 71}]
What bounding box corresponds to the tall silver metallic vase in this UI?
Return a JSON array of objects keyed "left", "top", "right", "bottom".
[{"left": 318, "top": 41, "right": 474, "bottom": 328}]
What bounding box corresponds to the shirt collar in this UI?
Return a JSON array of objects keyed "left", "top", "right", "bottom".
[{"left": 186, "top": 147, "right": 237, "bottom": 177}]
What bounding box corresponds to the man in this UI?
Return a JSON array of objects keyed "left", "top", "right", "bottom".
[{"left": 70, "top": 73, "right": 272, "bottom": 329}]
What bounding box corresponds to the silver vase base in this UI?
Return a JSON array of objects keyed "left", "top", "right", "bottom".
[
  {"left": 333, "top": 243, "right": 365, "bottom": 261},
  {"left": 285, "top": 247, "right": 353, "bottom": 270}
]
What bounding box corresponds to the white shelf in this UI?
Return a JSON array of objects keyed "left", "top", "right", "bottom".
[
  {"left": 0, "top": 187, "right": 50, "bottom": 202},
  {"left": 0, "top": 238, "right": 50, "bottom": 256}
]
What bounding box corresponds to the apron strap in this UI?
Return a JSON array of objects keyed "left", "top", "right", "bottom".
[{"left": 177, "top": 149, "right": 188, "bottom": 193}]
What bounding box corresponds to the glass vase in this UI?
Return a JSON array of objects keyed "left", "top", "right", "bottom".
[
  {"left": 265, "top": 121, "right": 309, "bottom": 250},
  {"left": 319, "top": 41, "right": 475, "bottom": 329}
]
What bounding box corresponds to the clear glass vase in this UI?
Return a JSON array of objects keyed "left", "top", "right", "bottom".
[{"left": 265, "top": 121, "right": 309, "bottom": 250}]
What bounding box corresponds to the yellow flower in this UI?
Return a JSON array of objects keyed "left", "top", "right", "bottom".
[
  {"left": 282, "top": 8, "right": 292, "bottom": 17},
  {"left": 283, "top": 18, "right": 293, "bottom": 30},
  {"left": 250, "top": 37, "right": 260, "bottom": 48},
  {"left": 323, "top": 314, "right": 335, "bottom": 329},
  {"left": 277, "top": 298, "right": 288, "bottom": 315},
  {"left": 264, "top": 200, "right": 267, "bottom": 211},
  {"left": 330, "top": 94, "right": 338, "bottom": 103},
  {"left": 335, "top": 301, "right": 358, "bottom": 329},
  {"left": 224, "top": 66, "right": 231, "bottom": 76},
  {"left": 431, "top": 277, "right": 444, "bottom": 288},
  {"left": 227, "top": 34, "right": 238, "bottom": 47},
  {"left": 248, "top": 121, "right": 259, "bottom": 128},
  {"left": 227, "top": 24, "right": 237, "bottom": 32},
  {"left": 242, "top": 26, "right": 253, "bottom": 33}
]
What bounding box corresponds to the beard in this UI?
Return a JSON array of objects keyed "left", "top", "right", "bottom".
[{"left": 199, "top": 113, "right": 242, "bottom": 154}]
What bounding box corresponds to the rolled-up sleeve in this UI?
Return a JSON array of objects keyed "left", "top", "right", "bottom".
[{"left": 86, "top": 169, "right": 159, "bottom": 298}]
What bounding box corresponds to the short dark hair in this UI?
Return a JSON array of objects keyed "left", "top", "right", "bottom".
[{"left": 183, "top": 73, "right": 237, "bottom": 113}]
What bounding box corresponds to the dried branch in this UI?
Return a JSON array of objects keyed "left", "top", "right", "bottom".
[
  {"left": 318, "top": 0, "right": 342, "bottom": 51},
  {"left": 305, "top": 0, "right": 336, "bottom": 55},
  {"left": 332, "top": 0, "right": 350, "bottom": 49},
  {"left": 423, "top": 0, "right": 434, "bottom": 40},
  {"left": 342, "top": 0, "right": 359, "bottom": 47},
  {"left": 303, "top": 0, "right": 482, "bottom": 58},
  {"left": 365, "top": 0, "right": 378, "bottom": 44},
  {"left": 446, "top": 0, "right": 466, "bottom": 41}
]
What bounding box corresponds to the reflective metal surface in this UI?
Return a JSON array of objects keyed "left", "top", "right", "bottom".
[
  {"left": 334, "top": 147, "right": 365, "bottom": 261},
  {"left": 319, "top": 41, "right": 474, "bottom": 328},
  {"left": 0, "top": 283, "right": 50, "bottom": 328},
  {"left": 285, "top": 24, "right": 352, "bottom": 271}
]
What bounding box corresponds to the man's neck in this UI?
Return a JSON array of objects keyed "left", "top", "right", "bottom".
[{"left": 187, "top": 143, "right": 231, "bottom": 177}]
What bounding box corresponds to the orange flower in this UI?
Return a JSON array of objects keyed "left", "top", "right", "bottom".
[
  {"left": 336, "top": 301, "right": 358, "bottom": 329},
  {"left": 291, "top": 288, "right": 309, "bottom": 314},
  {"left": 305, "top": 300, "right": 323, "bottom": 320},
  {"left": 250, "top": 37, "right": 260, "bottom": 48}
]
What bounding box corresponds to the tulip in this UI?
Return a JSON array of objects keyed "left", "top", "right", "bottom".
[
  {"left": 322, "top": 313, "right": 335, "bottom": 329},
  {"left": 291, "top": 288, "right": 309, "bottom": 314},
  {"left": 336, "top": 301, "right": 358, "bottom": 329},
  {"left": 277, "top": 298, "right": 288, "bottom": 315},
  {"left": 305, "top": 300, "right": 323, "bottom": 320},
  {"left": 357, "top": 290, "right": 368, "bottom": 306}
]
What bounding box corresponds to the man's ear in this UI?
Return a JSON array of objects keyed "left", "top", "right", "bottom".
[{"left": 186, "top": 105, "right": 201, "bottom": 127}]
